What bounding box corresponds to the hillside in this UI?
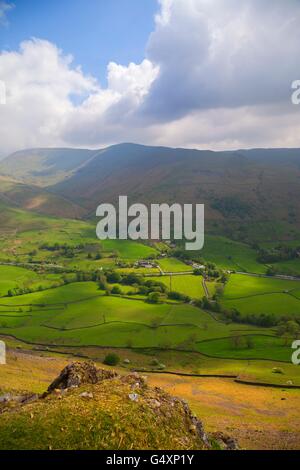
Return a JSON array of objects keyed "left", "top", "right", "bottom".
[
  {"left": 0, "top": 176, "right": 85, "bottom": 219},
  {"left": 0, "top": 148, "right": 99, "bottom": 187},
  {"left": 0, "top": 361, "right": 237, "bottom": 451},
  {"left": 2, "top": 144, "right": 300, "bottom": 241}
]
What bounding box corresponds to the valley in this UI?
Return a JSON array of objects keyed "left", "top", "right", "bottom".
[{"left": 0, "top": 144, "right": 300, "bottom": 450}]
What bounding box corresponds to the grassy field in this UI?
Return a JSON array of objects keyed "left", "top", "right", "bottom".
[
  {"left": 148, "top": 275, "right": 205, "bottom": 299},
  {"left": 222, "top": 274, "right": 300, "bottom": 318},
  {"left": 197, "top": 335, "right": 293, "bottom": 362},
  {"left": 0, "top": 281, "right": 293, "bottom": 362},
  {"left": 0, "top": 266, "right": 64, "bottom": 297},
  {"left": 197, "top": 236, "right": 267, "bottom": 274},
  {"left": 149, "top": 374, "right": 300, "bottom": 450},
  {"left": 157, "top": 258, "right": 192, "bottom": 273}
]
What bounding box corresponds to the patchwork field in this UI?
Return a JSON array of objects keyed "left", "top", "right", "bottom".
[
  {"left": 0, "top": 201, "right": 299, "bottom": 452},
  {"left": 222, "top": 274, "right": 300, "bottom": 318},
  {"left": 0, "top": 281, "right": 295, "bottom": 364}
]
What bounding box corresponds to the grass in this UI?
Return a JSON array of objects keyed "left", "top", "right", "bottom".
[
  {"left": 158, "top": 258, "right": 192, "bottom": 273},
  {"left": 0, "top": 281, "right": 291, "bottom": 362},
  {"left": 198, "top": 235, "right": 267, "bottom": 274},
  {"left": 196, "top": 335, "right": 296, "bottom": 362},
  {"left": 148, "top": 374, "right": 300, "bottom": 450},
  {"left": 221, "top": 274, "right": 300, "bottom": 318},
  {"left": 223, "top": 274, "right": 300, "bottom": 299},
  {"left": 0, "top": 375, "right": 205, "bottom": 451},
  {"left": 148, "top": 275, "right": 205, "bottom": 299},
  {"left": 100, "top": 240, "right": 157, "bottom": 260},
  {"left": 1, "top": 350, "right": 300, "bottom": 450}
]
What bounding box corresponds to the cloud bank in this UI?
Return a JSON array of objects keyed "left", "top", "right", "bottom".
[{"left": 1, "top": 0, "right": 300, "bottom": 155}]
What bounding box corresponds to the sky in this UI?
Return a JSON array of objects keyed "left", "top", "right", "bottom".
[{"left": 0, "top": 0, "right": 300, "bottom": 156}]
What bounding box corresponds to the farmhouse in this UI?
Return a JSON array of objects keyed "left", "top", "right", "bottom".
[{"left": 134, "top": 260, "right": 157, "bottom": 269}]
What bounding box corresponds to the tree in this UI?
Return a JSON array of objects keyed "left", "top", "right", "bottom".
[
  {"left": 106, "top": 271, "right": 122, "bottom": 284},
  {"left": 111, "top": 286, "right": 122, "bottom": 295},
  {"left": 148, "top": 292, "right": 161, "bottom": 304},
  {"left": 103, "top": 353, "right": 120, "bottom": 366}
]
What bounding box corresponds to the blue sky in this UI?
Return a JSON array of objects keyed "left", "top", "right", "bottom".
[
  {"left": 1, "top": 0, "right": 157, "bottom": 84},
  {"left": 1, "top": 0, "right": 300, "bottom": 155}
]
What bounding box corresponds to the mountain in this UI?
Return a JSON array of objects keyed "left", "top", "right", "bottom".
[
  {"left": 2, "top": 144, "right": 300, "bottom": 241},
  {"left": 0, "top": 175, "right": 85, "bottom": 219},
  {"left": 0, "top": 148, "right": 101, "bottom": 187}
]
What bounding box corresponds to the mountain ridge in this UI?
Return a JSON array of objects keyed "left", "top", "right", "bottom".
[{"left": 1, "top": 144, "right": 300, "bottom": 241}]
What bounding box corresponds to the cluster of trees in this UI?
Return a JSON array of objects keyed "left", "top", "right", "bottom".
[
  {"left": 212, "top": 197, "right": 252, "bottom": 219},
  {"left": 173, "top": 249, "right": 222, "bottom": 280},
  {"left": 257, "top": 244, "right": 300, "bottom": 264},
  {"left": 276, "top": 320, "right": 300, "bottom": 343},
  {"left": 97, "top": 270, "right": 192, "bottom": 304},
  {"left": 40, "top": 242, "right": 103, "bottom": 260}
]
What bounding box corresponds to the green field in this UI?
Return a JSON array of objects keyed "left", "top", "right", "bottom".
[
  {"left": 0, "top": 281, "right": 294, "bottom": 363},
  {"left": 158, "top": 258, "right": 192, "bottom": 273},
  {"left": 197, "top": 336, "right": 292, "bottom": 361},
  {"left": 222, "top": 274, "right": 300, "bottom": 318},
  {"left": 148, "top": 275, "right": 205, "bottom": 299},
  {"left": 0, "top": 202, "right": 299, "bottom": 384},
  {"left": 198, "top": 236, "right": 267, "bottom": 274}
]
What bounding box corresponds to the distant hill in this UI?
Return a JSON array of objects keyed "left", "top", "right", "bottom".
[
  {"left": 2, "top": 144, "right": 300, "bottom": 241},
  {"left": 0, "top": 148, "right": 100, "bottom": 187},
  {"left": 0, "top": 175, "right": 85, "bottom": 219}
]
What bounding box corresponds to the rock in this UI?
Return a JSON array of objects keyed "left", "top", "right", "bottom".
[
  {"left": 122, "top": 372, "right": 147, "bottom": 389},
  {"left": 189, "top": 424, "right": 197, "bottom": 434},
  {"left": 0, "top": 393, "right": 38, "bottom": 405},
  {"left": 210, "top": 432, "right": 239, "bottom": 451},
  {"left": 19, "top": 394, "right": 39, "bottom": 405},
  {"left": 149, "top": 399, "right": 161, "bottom": 409},
  {"left": 128, "top": 393, "right": 139, "bottom": 402},
  {"left": 286, "top": 380, "right": 293, "bottom": 386},
  {"left": 181, "top": 400, "right": 210, "bottom": 448},
  {"left": 272, "top": 368, "right": 284, "bottom": 375},
  {"left": 123, "top": 359, "right": 131, "bottom": 365},
  {"left": 80, "top": 392, "right": 94, "bottom": 399},
  {"left": 0, "top": 393, "right": 12, "bottom": 403},
  {"left": 48, "top": 362, "right": 118, "bottom": 392}
]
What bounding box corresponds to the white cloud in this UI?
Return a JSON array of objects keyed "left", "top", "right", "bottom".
[
  {"left": 144, "top": 0, "right": 300, "bottom": 119},
  {"left": 0, "top": 39, "right": 158, "bottom": 154},
  {"left": 0, "top": 1, "right": 14, "bottom": 26},
  {"left": 1, "top": 0, "right": 300, "bottom": 155}
]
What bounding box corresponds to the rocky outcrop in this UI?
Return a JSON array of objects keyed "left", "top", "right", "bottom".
[
  {"left": 47, "top": 361, "right": 117, "bottom": 392},
  {"left": 1, "top": 362, "right": 238, "bottom": 451}
]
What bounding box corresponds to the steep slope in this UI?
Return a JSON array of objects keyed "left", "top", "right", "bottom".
[
  {"left": 2, "top": 144, "right": 300, "bottom": 240},
  {"left": 50, "top": 144, "right": 300, "bottom": 240},
  {"left": 0, "top": 148, "right": 100, "bottom": 187},
  {"left": 0, "top": 175, "right": 85, "bottom": 219}
]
